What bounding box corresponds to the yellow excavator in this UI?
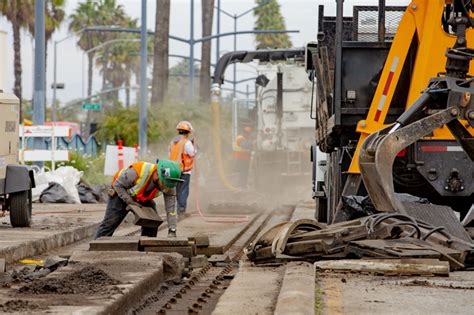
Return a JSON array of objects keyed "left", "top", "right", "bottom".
[{"left": 311, "top": 0, "right": 474, "bottom": 232}]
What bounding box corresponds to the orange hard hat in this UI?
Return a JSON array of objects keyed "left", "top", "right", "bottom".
[
  {"left": 176, "top": 120, "right": 193, "bottom": 132},
  {"left": 244, "top": 127, "right": 252, "bottom": 133}
]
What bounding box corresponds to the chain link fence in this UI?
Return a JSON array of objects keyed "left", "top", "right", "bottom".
[{"left": 352, "top": 6, "right": 405, "bottom": 42}]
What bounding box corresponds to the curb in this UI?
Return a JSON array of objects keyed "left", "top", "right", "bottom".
[
  {"left": 274, "top": 261, "right": 315, "bottom": 315},
  {"left": 0, "top": 222, "right": 99, "bottom": 264}
]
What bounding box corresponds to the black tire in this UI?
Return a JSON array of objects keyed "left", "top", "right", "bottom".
[{"left": 9, "top": 189, "right": 32, "bottom": 228}]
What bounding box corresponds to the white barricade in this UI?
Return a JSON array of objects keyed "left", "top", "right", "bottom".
[
  {"left": 19, "top": 125, "right": 71, "bottom": 170},
  {"left": 104, "top": 145, "right": 137, "bottom": 176}
]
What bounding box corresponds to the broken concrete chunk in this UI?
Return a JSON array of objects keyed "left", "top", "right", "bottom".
[
  {"left": 208, "top": 254, "right": 230, "bottom": 265},
  {"left": 140, "top": 237, "right": 190, "bottom": 247},
  {"left": 189, "top": 233, "right": 210, "bottom": 247},
  {"left": 44, "top": 256, "right": 68, "bottom": 271},
  {"left": 89, "top": 236, "right": 140, "bottom": 251},
  {"left": 143, "top": 246, "right": 194, "bottom": 257},
  {"left": 190, "top": 255, "right": 208, "bottom": 269}
]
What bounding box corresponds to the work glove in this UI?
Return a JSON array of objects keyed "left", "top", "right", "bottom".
[{"left": 125, "top": 200, "right": 141, "bottom": 209}]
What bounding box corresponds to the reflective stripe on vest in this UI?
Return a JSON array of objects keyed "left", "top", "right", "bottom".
[
  {"left": 233, "top": 135, "right": 250, "bottom": 160},
  {"left": 169, "top": 136, "right": 194, "bottom": 172},
  {"left": 112, "top": 162, "right": 159, "bottom": 202},
  {"left": 128, "top": 162, "right": 154, "bottom": 197}
]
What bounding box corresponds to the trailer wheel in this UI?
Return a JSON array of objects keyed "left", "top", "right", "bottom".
[{"left": 9, "top": 189, "right": 32, "bottom": 228}]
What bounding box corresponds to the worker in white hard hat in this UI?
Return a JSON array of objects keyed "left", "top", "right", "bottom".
[{"left": 169, "top": 121, "right": 196, "bottom": 217}]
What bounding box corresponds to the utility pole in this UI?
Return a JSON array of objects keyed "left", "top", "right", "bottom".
[
  {"left": 189, "top": 0, "right": 195, "bottom": 99},
  {"left": 139, "top": 0, "right": 147, "bottom": 156},
  {"left": 33, "top": 0, "right": 45, "bottom": 161},
  {"left": 216, "top": 0, "right": 221, "bottom": 63}
]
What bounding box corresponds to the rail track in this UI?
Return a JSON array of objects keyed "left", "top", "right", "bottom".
[{"left": 130, "top": 205, "right": 295, "bottom": 315}]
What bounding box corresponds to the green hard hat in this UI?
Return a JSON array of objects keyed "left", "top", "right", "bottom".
[{"left": 157, "top": 159, "right": 183, "bottom": 189}]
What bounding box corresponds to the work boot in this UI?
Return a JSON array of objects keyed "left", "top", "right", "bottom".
[{"left": 168, "top": 228, "right": 177, "bottom": 238}]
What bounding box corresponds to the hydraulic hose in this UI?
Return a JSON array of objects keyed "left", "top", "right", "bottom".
[
  {"left": 192, "top": 139, "right": 249, "bottom": 223},
  {"left": 211, "top": 84, "right": 241, "bottom": 192}
]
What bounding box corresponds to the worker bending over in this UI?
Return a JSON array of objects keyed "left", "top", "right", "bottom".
[
  {"left": 169, "top": 121, "right": 196, "bottom": 217},
  {"left": 94, "top": 159, "right": 183, "bottom": 239}
]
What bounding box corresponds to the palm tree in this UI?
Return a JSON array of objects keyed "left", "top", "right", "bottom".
[
  {"left": 0, "top": 0, "right": 34, "bottom": 121},
  {"left": 199, "top": 0, "right": 214, "bottom": 103},
  {"left": 69, "top": 0, "right": 100, "bottom": 98},
  {"left": 151, "top": 0, "right": 171, "bottom": 105},
  {"left": 254, "top": 0, "right": 292, "bottom": 49},
  {"left": 69, "top": 0, "right": 127, "bottom": 136}
]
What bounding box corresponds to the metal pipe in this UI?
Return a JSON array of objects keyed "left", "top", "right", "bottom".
[
  {"left": 33, "top": 0, "right": 45, "bottom": 126},
  {"left": 378, "top": 0, "right": 386, "bottom": 42},
  {"left": 334, "top": 0, "right": 344, "bottom": 117},
  {"left": 139, "top": 0, "right": 147, "bottom": 156},
  {"left": 233, "top": 15, "right": 237, "bottom": 97},
  {"left": 52, "top": 30, "right": 85, "bottom": 120},
  {"left": 33, "top": 0, "right": 46, "bottom": 166},
  {"left": 216, "top": 0, "right": 221, "bottom": 64},
  {"left": 189, "top": 0, "right": 195, "bottom": 99},
  {"left": 52, "top": 41, "right": 57, "bottom": 121}
]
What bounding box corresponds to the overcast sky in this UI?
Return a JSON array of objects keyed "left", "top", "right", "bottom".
[{"left": 0, "top": 0, "right": 410, "bottom": 106}]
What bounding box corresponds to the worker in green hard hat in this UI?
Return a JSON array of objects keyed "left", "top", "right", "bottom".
[{"left": 94, "top": 159, "right": 183, "bottom": 239}]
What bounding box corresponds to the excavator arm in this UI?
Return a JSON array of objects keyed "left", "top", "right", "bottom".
[{"left": 358, "top": 0, "right": 474, "bottom": 213}]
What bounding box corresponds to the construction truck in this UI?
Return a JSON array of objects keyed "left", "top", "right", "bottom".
[
  {"left": 309, "top": 1, "right": 474, "bottom": 228},
  {"left": 231, "top": 62, "right": 319, "bottom": 191},
  {"left": 0, "top": 92, "right": 35, "bottom": 227}
]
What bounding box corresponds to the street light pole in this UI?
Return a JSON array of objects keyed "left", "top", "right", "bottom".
[
  {"left": 139, "top": 0, "right": 147, "bottom": 156},
  {"left": 81, "top": 38, "right": 141, "bottom": 100},
  {"left": 233, "top": 14, "right": 237, "bottom": 97},
  {"left": 52, "top": 41, "right": 58, "bottom": 121},
  {"left": 33, "top": 0, "right": 45, "bottom": 127},
  {"left": 189, "top": 0, "right": 195, "bottom": 99},
  {"left": 33, "top": 0, "right": 45, "bottom": 165},
  {"left": 216, "top": 0, "right": 221, "bottom": 64}
]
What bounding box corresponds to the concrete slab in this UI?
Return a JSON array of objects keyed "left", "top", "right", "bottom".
[
  {"left": 213, "top": 261, "right": 285, "bottom": 315},
  {"left": 274, "top": 262, "right": 315, "bottom": 315},
  {"left": 318, "top": 271, "right": 474, "bottom": 315},
  {"left": 157, "top": 214, "right": 257, "bottom": 256},
  {"left": 89, "top": 236, "right": 140, "bottom": 251},
  {"left": 0, "top": 250, "right": 167, "bottom": 314}
]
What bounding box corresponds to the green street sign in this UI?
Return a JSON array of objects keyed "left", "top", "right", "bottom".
[{"left": 82, "top": 103, "right": 101, "bottom": 111}]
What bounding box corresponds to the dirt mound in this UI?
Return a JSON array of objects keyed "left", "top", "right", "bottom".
[
  {"left": 18, "top": 265, "right": 121, "bottom": 295},
  {"left": 0, "top": 300, "right": 45, "bottom": 313}
]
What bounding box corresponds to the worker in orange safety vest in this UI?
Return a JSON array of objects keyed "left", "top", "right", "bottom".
[
  {"left": 94, "top": 160, "right": 183, "bottom": 239},
  {"left": 169, "top": 121, "right": 196, "bottom": 216},
  {"left": 233, "top": 127, "right": 253, "bottom": 188}
]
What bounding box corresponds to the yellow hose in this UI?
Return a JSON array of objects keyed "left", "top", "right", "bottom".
[{"left": 211, "top": 99, "right": 241, "bottom": 192}]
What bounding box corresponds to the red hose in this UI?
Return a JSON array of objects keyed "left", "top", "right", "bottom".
[{"left": 192, "top": 146, "right": 249, "bottom": 223}]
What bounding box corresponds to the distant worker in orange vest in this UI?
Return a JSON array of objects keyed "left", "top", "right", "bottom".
[
  {"left": 234, "top": 127, "right": 253, "bottom": 188},
  {"left": 169, "top": 121, "right": 196, "bottom": 217},
  {"left": 94, "top": 160, "right": 183, "bottom": 239}
]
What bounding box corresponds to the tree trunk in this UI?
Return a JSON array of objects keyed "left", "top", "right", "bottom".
[
  {"left": 87, "top": 51, "right": 94, "bottom": 98},
  {"left": 12, "top": 22, "right": 22, "bottom": 122},
  {"left": 151, "top": 0, "right": 170, "bottom": 105},
  {"left": 199, "top": 0, "right": 214, "bottom": 103}
]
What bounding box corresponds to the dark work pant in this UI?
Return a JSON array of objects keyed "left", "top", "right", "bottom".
[
  {"left": 94, "top": 196, "right": 158, "bottom": 239},
  {"left": 237, "top": 159, "right": 250, "bottom": 188},
  {"left": 176, "top": 173, "right": 191, "bottom": 213}
]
